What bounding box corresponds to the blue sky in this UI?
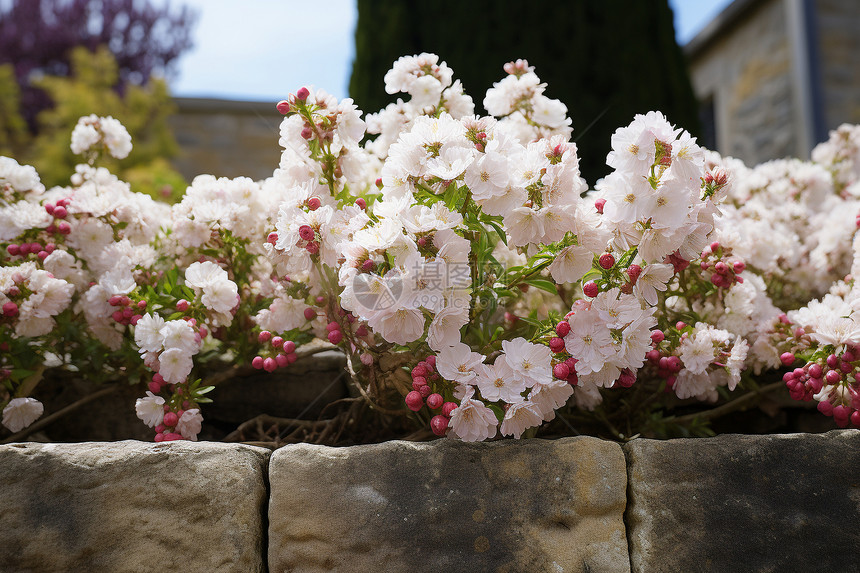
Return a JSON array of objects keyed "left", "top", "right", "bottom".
[{"left": 167, "top": 0, "right": 734, "bottom": 102}]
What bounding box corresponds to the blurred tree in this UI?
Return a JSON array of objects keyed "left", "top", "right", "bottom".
[
  {"left": 349, "top": 0, "right": 701, "bottom": 185},
  {"left": 0, "top": 0, "right": 196, "bottom": 130},
  {"left": 0, "top": 65, "right": 28, "bottom": 156},
  {"left": 28, "top": 46, "right": 186, "bottom": 200}
]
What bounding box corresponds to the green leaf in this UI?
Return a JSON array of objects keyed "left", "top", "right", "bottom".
[
  {"left": 524, "top": 278, "right": 558, "bottom": 295},
  {"left": 488, "top": 403, "right": 505, "bottom": 423}
]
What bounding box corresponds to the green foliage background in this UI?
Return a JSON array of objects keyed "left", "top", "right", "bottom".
[{"left": 0, "top": 46, "right": 185, "bottom": 201}]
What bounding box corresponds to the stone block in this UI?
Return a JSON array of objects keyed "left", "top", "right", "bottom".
[
  {"left": 0, "top": 441, "right": 270, "bottom": 572},
  {"left": 268, "top": 437, "right": 629, "bottom": 573},
  {"left": 624, "top": 430, "right": 860, "bottom": 573}
]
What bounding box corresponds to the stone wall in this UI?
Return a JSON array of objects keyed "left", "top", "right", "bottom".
[
  {"left": 815, "top": 0, "right": 860, "bottom": 130},
  {"left": 2, "top": 431, "right": 858, "bottom": 572},
  {"left": 168, "top": 97, "right": 282, "bottom": 183},
  {"left": 687, "top": 0, "right": 798, "bottom": 165}
]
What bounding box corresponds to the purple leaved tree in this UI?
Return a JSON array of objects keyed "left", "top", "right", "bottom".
[{"left": 0, "top": 0, "right": 198, "bottom": 129}]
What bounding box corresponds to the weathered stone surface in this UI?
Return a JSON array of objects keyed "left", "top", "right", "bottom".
[
  {"left": 269, "top": 437, "right": 629, "bottom": 573},
  {"left": 624, "top": 430, "right": 860, "bottom": 573},
  {"left": 0, "top": 441, "right": 270, "bottom": 573}
]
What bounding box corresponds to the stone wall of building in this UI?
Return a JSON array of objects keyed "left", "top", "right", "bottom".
[
  {"left": 687, "top": 0, "right": 798, "bottom": 165},
  {"left": 815, "top": 0, "right": 860, "bottom": 130},
  {"left": 168, "top": 97, "right": 282, "bottom": 183},
  {"left": 2, "top": 431, "right": 858, "bottom": 572}
]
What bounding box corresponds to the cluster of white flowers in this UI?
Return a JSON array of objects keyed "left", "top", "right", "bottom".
[
  {"left": 483, "top": 59, "right": 572, "bottom": 142},
  {"left": 7, "top": 55, "right": 860, "bottom": 443},
  {"left": 70, "top": 114, "right": 133, "bottom": 159}
]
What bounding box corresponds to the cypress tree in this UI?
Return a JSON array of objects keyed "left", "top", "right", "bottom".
[{"left": 349, "top": 0, "right": 701, "bottom": 185}]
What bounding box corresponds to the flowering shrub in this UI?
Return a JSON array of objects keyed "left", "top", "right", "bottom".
[{"left": 3, "top": 54, "right": 860, "bottom": 442}]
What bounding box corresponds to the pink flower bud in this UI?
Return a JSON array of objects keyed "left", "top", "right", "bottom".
[
  {"left": 627, "top": 264, "right": 642, "bottom": 282},
  {"left": 555, "top": 321, "right": 571, "bottom": 337},
  {"left": 252, "top": 356, "right": 264, "bottom": 369},
  {"left": 271, "top": 353, "right": 286, "bottom": 368},
  {"left": 426, "top": 393, "right": 443, "bottom": 409},
  {"left": 307, "top": 197, "right": 321, "bottom": 211},
  {"left": 153, "top": 373, "right": 164, "bottom": 384},
  {"left": 442, "top": 402, "right": 457, "bottom": 417},
  {"left": 44, "top": 203, "right": 55, "bottom": 215},
  {"left": 301, "top": 126, "right": 313, "bottom": 140},
  {"left": 3, "top": 301, "right": 19, "bottom": 317},
  {"left": 176, "top": 299, "right": 189, "bottom": 312},
  {"left": 163, "top": 412, "right": 179, "bottom": 427},
  {"left": 298, "top": 225, "right": 315, "bottom": 241},
  {"left": 282, "top": 340, "right": 296, "bottom": 353},
  {"left": 306, "top": 241, "right": 319, "bottom": 254},
  {"left": 287, "top": 352, "right": 298, "bottom": 364},
  {"left": 6, "top": 244, "right": 19, "bottom": 256},
  {"left": 303, "top": 308, "right": 316, "bottom": 321},
  {"left": 360, "top": 352, "right": 373, "bottom": 366},
  {"left": 405, "top": 391, "right": 423, "bottom": 411},
  {"left": 833, "top": 405, "right": 850, "bottom": 426},
  {"left": 583, "top": 281, "right": 599, "bottom": 298},
  {"left": 258, "top": 331, "right": 272, "bottom": 343},
  {"left": 263, "top": 357, "right": 278, "bottom": 372},
  {"left": 271, "top": 336, "right": 284, "bottom": 348},
  {"left": 594, "top": 198, "right": 606, "bottom": 214},
  {"left": 650, "top": 330, "right": 665, "bottom": 344},
  {"left": 553, "top": 363, "right": 570, "bottom": 379},
  {"left": 58, "top": 222, "right": 71, "bottom": 234},
  {"left": 37, "top": 248, "right": 50, "bottom": 259},
  {"left": 710, "top": 241, "right": 720, "bottom": 252},
  {"left": 267, "top": 231, "right": 278, "bottom": 244},
  {"left": 418, "top": 385, "right": 431, "bottom": 398},
  {"left": 162, "top": 432, "right": 184, "bottom": 442},
  {"left": 53, "top": 206, "right": 67, "bottom": 219},
  {"left": 328, "top": 329, "right": 343, "bottom": 344},
  {"left": 675, "top": 321, "right": 687, "bottom": 330},
  {"left": 276, "top": 100, "right": 291, "bottom": 114},
  {"left": 296, "top": 87, "right": 309, "bottom": 101},
  {"left": 355, "top": 198, "right": 367, "bottom": 210},
  {"left": 808, "top": 363, "right": 822, "bottom": 379},
  {"left": 412, "top": 377, "right": 427, "bottom": 389},
  {"left": 430, "top": 415, "right": 449, "bottom": 436},
  {"left": 549, "top": 337, "right": 565, "bottom": 353},
  {"left": 780, "top": 352, "right": 796, "bottom": 367},
  {"left": 598, "top": 253, "right": 615, "bottom": 269},
  {"left": 361, "top": 259, "right": 375, "bottom": 272},
  {"left": 130, "top": 314, "right": 142, "bottom": 325},
  {"left": 732, "top": 260, "right": 745, "bottom": 273}
]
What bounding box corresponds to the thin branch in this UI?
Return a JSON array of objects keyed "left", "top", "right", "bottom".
[
  {"left": 223, "top": 414, "right": 331, "bottom": 442},
  {"left": 673, "top": 381, "right": 784, "bottom": 425},
  {"left": 1, "top": 384, "right": 120, "bottom": 444}
]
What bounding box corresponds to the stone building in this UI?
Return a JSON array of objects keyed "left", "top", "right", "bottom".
[
  {"left": 167, "top": 97, "right": 282, "bottom": 183},
  {"left": 686, "top": 0, "right": 860, "bottom": 165}
]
